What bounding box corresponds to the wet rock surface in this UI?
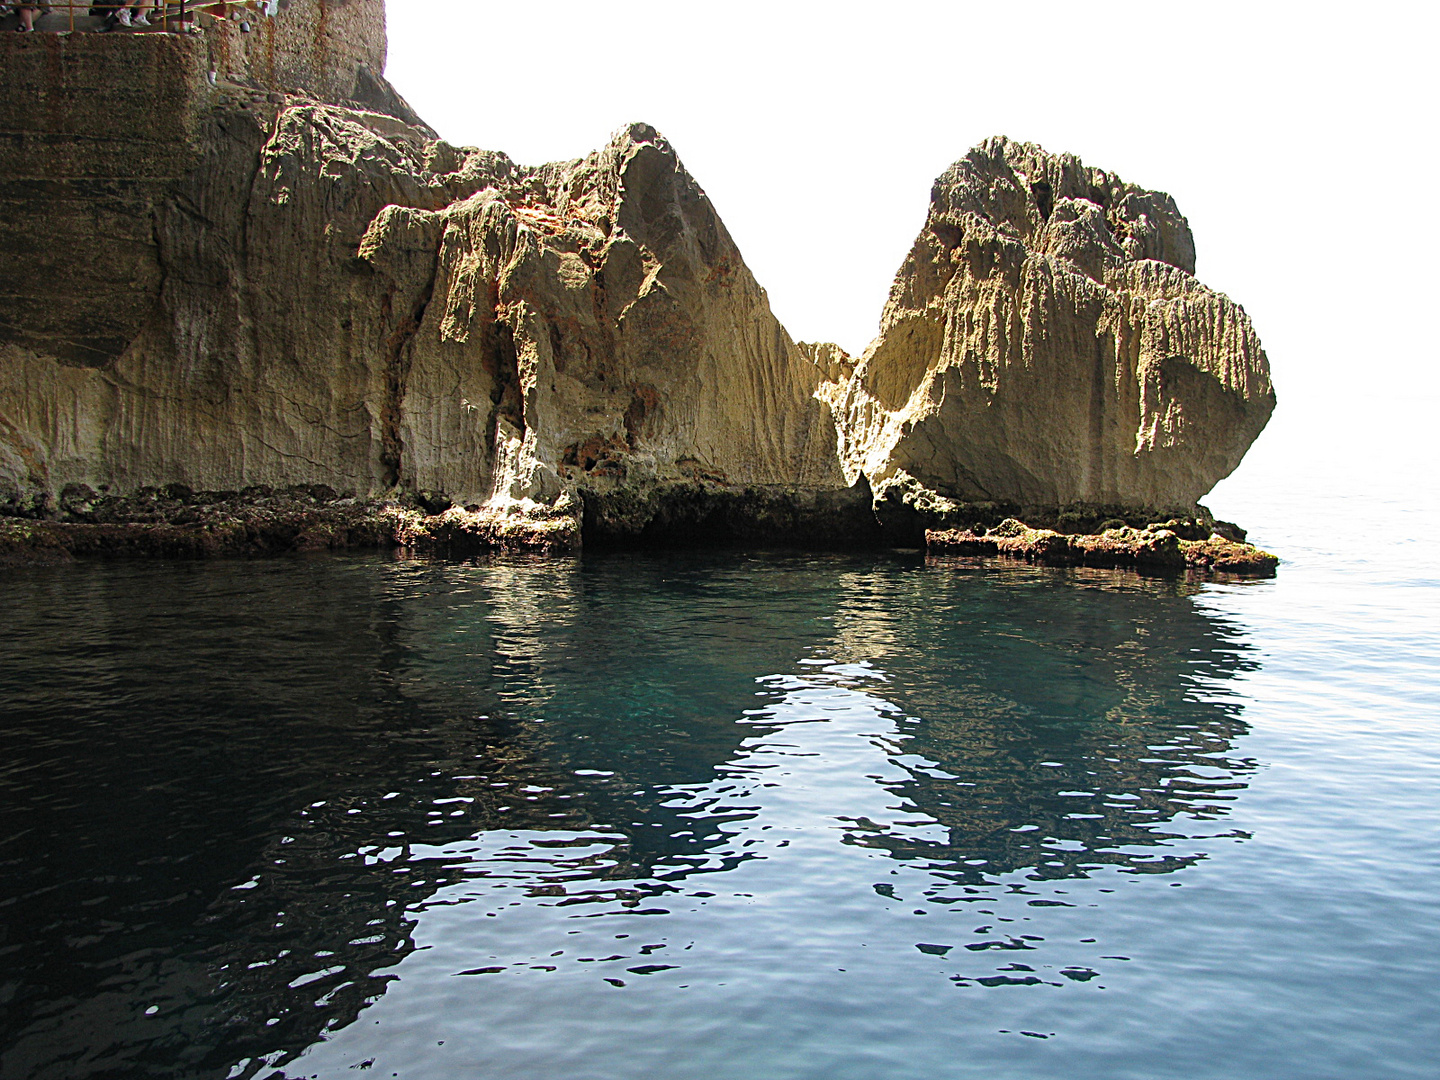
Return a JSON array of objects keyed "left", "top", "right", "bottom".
[
  {"left": 0, "top": 486, "right": 576, "bottom": 565},
  {"left": 927, "top": 518, "right": 1278, "bottom": 577}
]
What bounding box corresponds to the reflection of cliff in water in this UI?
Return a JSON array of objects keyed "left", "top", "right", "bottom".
[
  {"left": 0, "top": 553, "right": 1260, "bottom": 1078},
  {"left": 821, "top": 562, "right": 1257, "bottom": 889},
  {"left": 0, "top": 558, "right": 766, "bottom": 1078}
]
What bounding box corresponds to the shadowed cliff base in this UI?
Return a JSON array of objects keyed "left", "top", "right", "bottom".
[
  {"left": 0, "top": 3, "right": 1275, "bottom": 566},
  {"left": 0, "top": 482, "right": 1277, "bottom": 576}
]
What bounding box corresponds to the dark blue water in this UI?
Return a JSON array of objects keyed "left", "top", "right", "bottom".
[{"left": 2, "top": 482, "right": 1437, "bottom": 1078}]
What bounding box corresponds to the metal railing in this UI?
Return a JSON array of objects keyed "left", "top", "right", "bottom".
[{"left": 4, "top": 2, "right": 277, "bottom": 34}]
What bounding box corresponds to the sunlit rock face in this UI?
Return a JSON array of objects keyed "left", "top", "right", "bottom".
[
  {"left": 0, "top": 21, "right": 1273, "bottom": 548},
  {"left": 817, "top": 137, "right": 1275, "bottom": 521},
  {"left": 0, "top": 78, "right": 859, "bottom": 541},
  {"left": 361, "top": 122, "right": 857, "bottom": 542}
]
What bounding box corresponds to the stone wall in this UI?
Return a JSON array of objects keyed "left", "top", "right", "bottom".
[
  {"left": 205, "top": 0, "right": 388, "bottom": 106},
  {"left": 0, "top": 34, "right": 210, "bottom": 367},
  {"left": 0, "top": 1, "right": 394, "bottom": 371},
  {"left": 0, "top": 2, "right": 435, "bottom": 516}
]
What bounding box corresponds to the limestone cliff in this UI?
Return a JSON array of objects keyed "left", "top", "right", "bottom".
[
  {"left": 360, "top": 121, "right": 857, "bottom": 542},
  {"left": 817, "top": 137, "right": 1274, "bottom": 523},
  {"left": 0, "top": 28, "right": 856, "bottom": 544},
  {"left": 0, "top": 20, "right": 1275, "bottom": 557}
]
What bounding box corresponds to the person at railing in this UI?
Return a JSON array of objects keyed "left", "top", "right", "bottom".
[
  {"left": 8, "top": 2, "right": 51, "bottom": 32},
  {"left": 2, "top": 0, "right": 274, "bottom": 33},
  {"left": 104, "top": 0, "right": 155, "bottom": 27}
]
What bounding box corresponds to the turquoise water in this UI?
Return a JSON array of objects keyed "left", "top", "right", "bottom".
[{"left": 1, "top": 478, "right": 1437, "bottom": 1079}]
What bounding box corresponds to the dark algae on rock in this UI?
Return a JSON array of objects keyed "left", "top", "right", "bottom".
[
  {"left": 927, "top": 518, "right": 1278, "bottom": 578},
  {"left": 0, "top": 0, "right": 1275, "bottom": 572},
  {"left": 0, "top": 485, "right": 577, "bottom": 565}
]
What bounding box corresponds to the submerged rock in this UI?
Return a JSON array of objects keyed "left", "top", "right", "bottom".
[{"left": 0, "top": 488, "right": 577, "bottom": 566}]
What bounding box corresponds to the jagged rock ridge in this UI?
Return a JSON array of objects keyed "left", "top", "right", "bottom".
[{"left": 359, "top": 121, "right": 856, "bottom": 542}]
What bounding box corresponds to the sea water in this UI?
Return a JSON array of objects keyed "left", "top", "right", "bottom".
[{"left": 1, "top": 470, "right": 1437, "bottom": 1079}]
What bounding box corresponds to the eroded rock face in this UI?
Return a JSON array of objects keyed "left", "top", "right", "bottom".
[
  {"left": 0, "top": 34, "right": 1274, "bottom": 554},
  {"left": 369, "top": 122, "right": 853, "bottom": 536},
  {"left": 818, "top": 137, "right": 1275, "bottom": 521},
  {"left": 0, "top": 69, "right": 856, "bottom": 542}
]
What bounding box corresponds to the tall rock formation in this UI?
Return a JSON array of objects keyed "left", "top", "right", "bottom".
[
  {"left": 818, "top": 137, "right": 1274, "bottom": 521},
  {"left": 0, "top": 9, "right": 1274, "bottom": 553},
  {"left": 0, "top": 29, "right": 855, "bottom": 544},
  {"left": 360, "top": 121, "right": 855, "bottom": 541}
]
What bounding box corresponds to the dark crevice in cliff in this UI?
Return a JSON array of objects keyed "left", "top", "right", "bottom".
[
  {"left": 1089, "top": 336, "right": 1107, "bottom": 496},
  {"left": 232, "top": 112, "right": 268, "bottom": 321},
  {"left": 488, "top": 317, "right": 524, "bottom": 436},
  {"left": 623, "top": 384, "right": 659, "bottom": 448},
  {"left": 1031, "top": 180, "right": 1054, "bottom": 222},
  {"left": 148, "top": 107, "right": 269, "bottom": 388},
  {"left": 378, "top": 264, "right": 438, "bottom": 488}
]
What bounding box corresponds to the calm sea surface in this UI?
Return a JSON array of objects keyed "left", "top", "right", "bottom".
[{"left": 2, "top": 472, "right": 1437, "bottom": 1079}]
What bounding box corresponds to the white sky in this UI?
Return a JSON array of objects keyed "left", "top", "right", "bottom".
[{"left": 386, "top": 1, "right": 1439, "bottom": 497}]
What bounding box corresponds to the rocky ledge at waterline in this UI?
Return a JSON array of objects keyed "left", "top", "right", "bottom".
[
  {"left": 0, "top": 483, "right": 1278, "bottom": 578},
  {"left": 0, "top": 35, "right": 1275, "bottom": 572},
  {"left": 928, "top": 519, "right": 1277, "bottom": 576}
]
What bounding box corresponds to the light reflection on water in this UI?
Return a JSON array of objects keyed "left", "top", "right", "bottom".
[{"left": 0, "top": 543, "right": 1433, "bottom": 1079}]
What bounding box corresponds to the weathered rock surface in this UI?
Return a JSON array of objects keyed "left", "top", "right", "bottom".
[
  {"left": 0, "top": 13, "right": 1276, "bottom": 561},
  {"left": 817, "top": 136, "right": 1275, "bottom": 524},
  {"left": 927, "top": 519, "right": 1278, "bottom": 577},
  {"left": 0, "top": 484, "right": 577, "bottom": 566},
  {"left": 358, "top": 120, "right": 857, "bottom": 544},
  {"left": 1, "top": 29, "right": 858, "bottom": 545}
]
